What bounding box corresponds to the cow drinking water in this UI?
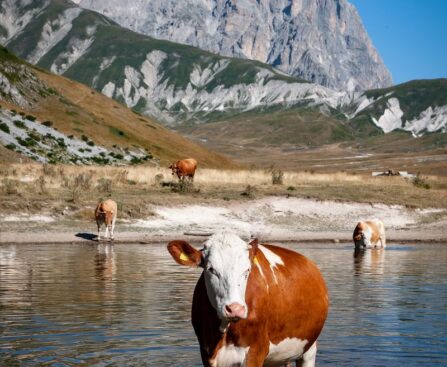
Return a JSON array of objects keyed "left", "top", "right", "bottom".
[
  {"left": 94, "top": 199, "right": 117, "bottom": 241},
  {"left": 167, "top": 232, "right": 329, "bottom": 367},
  {"left": 353, "top": 219, "right": 386, "bottom": 248}
]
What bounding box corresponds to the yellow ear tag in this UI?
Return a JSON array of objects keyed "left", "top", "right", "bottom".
[
  {"left": 253, "top": 256, "right": 260, "bottom": 266},
  {"left": 179, "top": 252, "right": 189, "bottom": 262}
]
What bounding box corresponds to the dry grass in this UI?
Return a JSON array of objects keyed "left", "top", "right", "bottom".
[{"left": 0, "top": 163, "right": 446, "bottom": 220}]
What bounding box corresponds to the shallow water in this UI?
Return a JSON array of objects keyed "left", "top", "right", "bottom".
[{"left": 0, "top": 242, "right": 446, "bottom": 366}]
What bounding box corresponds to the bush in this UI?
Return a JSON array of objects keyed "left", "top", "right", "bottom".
[
  {"left": 287, "top": 186, "right": 296, "bottom": 191},
  {"left": 68, "top": 173, "right": 93, "bottom": 202},
  {"left": 154, "top": 173, "right": 164, "bottom": 186},
  {"left": 2, "top": 178, "right": 19, "bottom": 195},
  {"left": 97, "top": 178, "right": 112, "bottom": 194},
  {"left": 171, "top": 180, "right": 195, "bottom": 194},
  {"left": 270, "top": 166, "right": 284, "bottom": 185},
  {"left": 5, "top": 143, "right": 16, "bottom": 150},
  {"left": 42, "top": 120, "right": 53, "bottom": 127},
  {"left": 25, "top": 114, "right": 36, "bottom": 121},
  {"left": 13, "top": 120, "right": 26, "bottom": 129},
  {"left": 241, "top": 185, "right": 256, "bottom": 198},
  {"left": 42, "top": 164, "right": 57, "bottom": 177},
  {"left": 0, "top": 122, "right": 10, "bottom": 133},
  {"left": 412, "top": 173, "right": 430, "bottom": 189}
]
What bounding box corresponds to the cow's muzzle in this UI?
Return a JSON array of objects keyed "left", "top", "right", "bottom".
[{"left": 224, "top": 303, "right": 247, "bottom": 320}]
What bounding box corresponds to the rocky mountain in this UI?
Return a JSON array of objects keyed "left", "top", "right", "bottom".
[
  {"left": 0, "top": 0, "right": 445, "bottom": 140},
  {"left": 0, "top": 45, "right": 237, "bottom": 167},
  {"left": 75, "top": 0, "right": 393, "bottom": 92}
]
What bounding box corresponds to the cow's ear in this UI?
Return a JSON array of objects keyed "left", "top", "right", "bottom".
[
  {"left": 167, "top": 240, "right": 203, "bottom": 267},
  {"left": 248, "top": 238, "right": 259, "bottom": 260}
]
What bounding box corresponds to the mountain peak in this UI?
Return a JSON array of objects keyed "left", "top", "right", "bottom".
[{"left": 76, "top": 0, "right": 392, "bottom": 91}]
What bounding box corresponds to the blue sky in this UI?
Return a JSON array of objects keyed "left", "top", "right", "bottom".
[{"left": 349, "top": 0, "right": 447, "bottom": 85}]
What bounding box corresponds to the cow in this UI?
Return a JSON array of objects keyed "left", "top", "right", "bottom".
[
  {"left": 169, "top": 158, "right": 198, "bottom": 182},
  {"left": 94, "top": 199, "right": 117, "bottom": 241},
  {"left": 353, "top": 219, "right": 386, "bottom": 248},
  {"left": 167, "top": 232, "right": 329, "bottom": 367}
]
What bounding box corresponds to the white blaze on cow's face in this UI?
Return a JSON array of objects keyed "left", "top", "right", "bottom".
[{"left": 201, "top": 233, "right": 252, "bottom": 321}]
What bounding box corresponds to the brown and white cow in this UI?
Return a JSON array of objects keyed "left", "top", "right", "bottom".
[
  {"left": 169, "top": 158, "right": 198, "bottom": 182},
  {"left": 353, "top": 219, "right": 386, "bottom": 248},
  {"left": 167, "top": 232, "right": 329, "bottom": 367},
  {"left": 94, "top": 199, "right": 117, "bottom": 241}
]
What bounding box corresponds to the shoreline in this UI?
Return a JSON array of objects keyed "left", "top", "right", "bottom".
[
  {"left": 1, "top": 196, "right": 446, "bottom": 245},
  {"left": 1, "top": 229, "right": 445, "bottom": 245}
]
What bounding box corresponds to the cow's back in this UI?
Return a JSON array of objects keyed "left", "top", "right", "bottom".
[
  {"left": 365, "top": 220, "right": 383, "bottom": 244},
  {"left": 178, "top": 159, "right": 197, "bottom": 174},
  {"left": 95, "top": 199, "right": 117, "bottom": 220},
  {"left": 191, "top": 244, "right": 328, "bottom": 365}
]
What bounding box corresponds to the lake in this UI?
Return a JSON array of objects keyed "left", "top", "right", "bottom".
[{"left": 0, "top": 242, "right": 446, "bottom": 366}]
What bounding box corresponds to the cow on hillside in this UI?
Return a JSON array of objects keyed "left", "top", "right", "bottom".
[
  {"left": 95, "top": 199, "right": 117, "bottom": 241},
  {"left": 169, "top": 158, "right": 197, "bottom": 182},
  {"left": 167, "top": 232, "right": 329, "bottom": 367},
  {"left": 353, "top": 219, "right": 386, "bottom": 248}
]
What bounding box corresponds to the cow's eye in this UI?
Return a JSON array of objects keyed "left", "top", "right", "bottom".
[{"left": 208, "top": 267, "right": 218, "bottom": 276}]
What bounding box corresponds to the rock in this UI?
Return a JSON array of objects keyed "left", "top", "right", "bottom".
[{"left": 78, "top": 0, "right": 393, "bottom": 91}]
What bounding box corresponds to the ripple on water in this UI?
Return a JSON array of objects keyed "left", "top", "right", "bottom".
[{"left": 0, "top": 243, "right": 446, "bottom": 366}]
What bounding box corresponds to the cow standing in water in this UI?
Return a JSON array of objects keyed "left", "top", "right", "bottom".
[
  {"left": 95, "top": 199, "right": 117, "bottom": 241},
  {"left": 169, "top": 158, "right": 197, "bottom": 182},
  {"left": 353, "top": 219, "right": 386, "bottom": 248},
  {"left": 167, "top": 232, "right": 329, "bottom": 367}
]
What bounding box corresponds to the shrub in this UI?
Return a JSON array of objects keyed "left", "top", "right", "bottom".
[
  {"left": 68, "top": 173, "right": 93, "bottom": 202},
  {"left": 412, "top": 173, "right": 430, "bottom": 189},
  {"left": 5, "top": 143, "right": 16, "bottom": 150},
  {"left": 97, "top": 178, "right": 112, "bottom": 194},
  {"left": 87, "top": 141, "right": 95, "bottom": 147},
  {"left": 154, "top": 173, "right": 164, "bottom": 186},
  {"left": 115, "top": 170, "right": 128, "bottom": 184},
  {"left": 42, "top": 120, "right": 53, "bottom": 127},
  {"left": 2, "top": 178, "right": 19, "bottom": 195},
  {"left": 171, "top": 180, "right": 195, "bottom": 194},
  {"left": 38, "top": 175, "right": 47, "bottom": 195},
  {"left": 0, "top": 122, "right": 10, "bottom": 133},
  {"left": 287, "top": 186, "right": 296, "bottom": 191},
  {"left": 269, "top": 166, "right": 284, "bottom": 185},
  {"left": 25, "top": 114, "right": 36, "bottom": 121},
  {"left": 241, "top": 185, "right": 256, "bottom": 198},
  {"left": 13, "top": 120, "right": 26, "bottom": 129},
  {"left": 42, "top": 164, "right": 57, "bottom": 177}
]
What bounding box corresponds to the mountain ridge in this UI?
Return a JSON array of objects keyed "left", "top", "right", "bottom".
[
  {"left": 76, "top": 0, "right": 392, "bottom": 91},
  {"left": 0, "top": 0, "right": 445, "bottom": 140}
]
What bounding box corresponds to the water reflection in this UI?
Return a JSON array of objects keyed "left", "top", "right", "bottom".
[
  {"left": 0, "top": 243, "right": 446, "bottom": 366},
  {"left": 353, "top": 247, "right": 386, "bottom": 276}
]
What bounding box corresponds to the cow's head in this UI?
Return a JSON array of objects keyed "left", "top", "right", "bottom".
[
  {"left": 168, "top": 232, "right": 258, "bottom": 321},
  {"left": 169, "top": 162, "right": 178, "bottom": 176}
]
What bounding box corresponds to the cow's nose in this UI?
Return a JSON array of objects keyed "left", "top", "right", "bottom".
[{"left": 225, "top": 303, "right": 246, "bottom": 319}]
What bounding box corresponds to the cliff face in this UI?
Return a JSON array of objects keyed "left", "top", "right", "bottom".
[{"left": 76, "top": 0, "right": 393, "bottom": 91}]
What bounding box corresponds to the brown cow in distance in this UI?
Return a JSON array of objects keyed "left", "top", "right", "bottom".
[
  {"left": 169, "top": 158, "right": 197, "bottom": 182},
  {"left": 167, "top": 232, "right": 329, "bottom": 367},
  {"left": 95, "top": 199, "right": 117, "bottom": 241}
]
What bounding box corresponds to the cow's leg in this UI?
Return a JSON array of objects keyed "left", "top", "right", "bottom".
[
  {"left": 110, "top": 216, "right": 116, "bottom": 241},
  {"left": 104, "top": 224, "right": 109, "bottom": 240},
  {"left": 381, "top": 234, "right": 386, "bottom": 248},
  {"left": 296, "top": 341, "right": 317, "bottom": 367},
  {"left": 97, "top": 222, "right": 101, "bottom": 241},
  {"left": 245, "top": 345, "right": 269, "bottom": 367}
]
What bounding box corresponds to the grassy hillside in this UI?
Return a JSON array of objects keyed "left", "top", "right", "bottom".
[
  {"left": 349, "top": 79, "right": 447, "bottom": 126},
  {"left": 0, "top": 46, "right": 239, "bottom": 168}
]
